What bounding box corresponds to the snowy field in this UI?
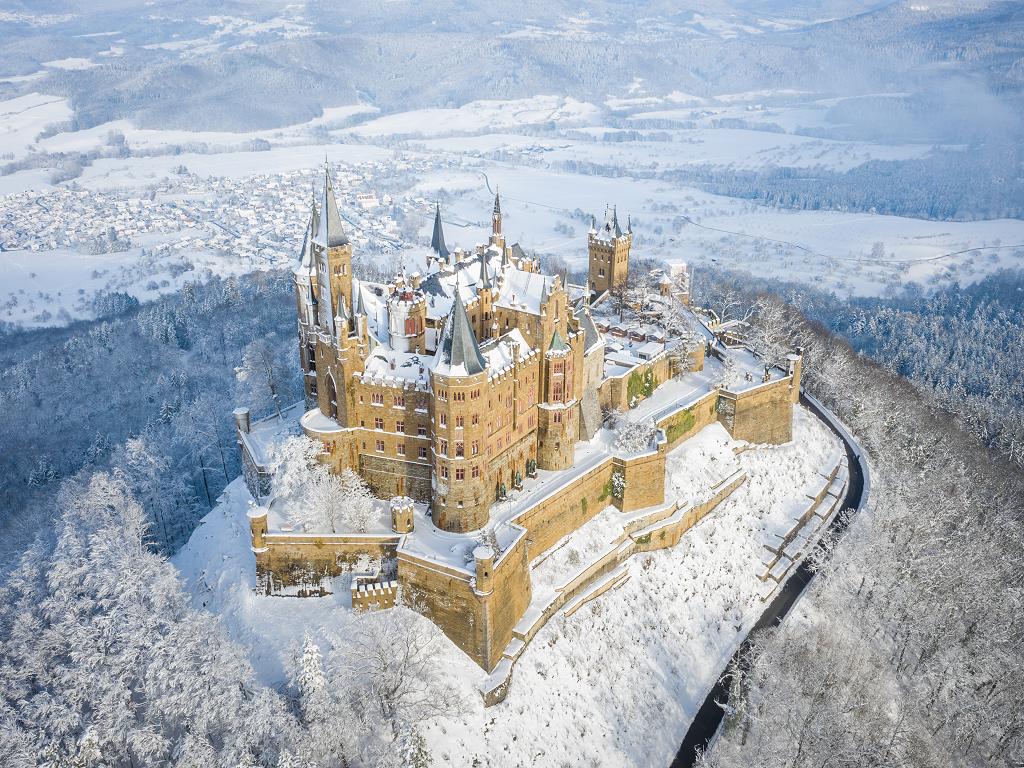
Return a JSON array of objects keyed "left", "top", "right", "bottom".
[
  {"left": 3, "top": 89, "right": 1023, "bottom": 329},
  {"left": 173, "top": 405, "right": 842, "bottom": 767}
]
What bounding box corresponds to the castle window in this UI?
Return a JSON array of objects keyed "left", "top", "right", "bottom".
[
  {"left": 528, "top": 414, "right": 535, "bottom": 428},
  {"left": 376, "top": 440, "right": 385, "bottom": 453},
  {"left": 374, "top": 417, "right": 384, "bottom": 430},
  {"left": 506, "top": 395, "right": 512, "bottom": 408},
  {"left": 397, "top": 443, "right": 406, "bottom": 456},
  {"left": 455, "top": 468, "right": 465, "bottom": 481},
  {"left": 372, "top": 392, "right": 384, "bottom": 405},
  {"left": 394, "top": 394, "right": 405, "bottom": 407},
  {"left": 418, "top": 426, "right": 427, "bottom": 437},
  {"left": 455, "top": 442, "right": 464, "bottom": 457},
  {"left": 396, "top": 420, "right": 405, "bottom": 433},
  {"left": 472, "top": 414, "right": 479, "bottom": 425},
  {"left": 552, "top": 382, "right": 563, "bottom": 400},
  {"left": 438, "top": 390, "right": 447, "bottom": 401},
  {"left": 439, "top": 439, "right": 448, "bottom": 456},
  {"left": 599, "top": 268, "right": 606, "bottom": 277},
  {"left": 472, "top": 465, "right": 480, "bottom": 479},
  {"left": 553, "top": 411, "right": 563, "bottom": 424},
  {"left": 439, "top": 465, "right": 448, "bottom": 479},
  {"left": 471, "top": 440, "right": 479, "bottom": 456},
  {"left": 419, "top": 446, "right": 428, "bottom": 459},
  {"left": 439, "top": 413, "right": 447, "bottom": 427},
  {"left": 456, "top": 416, "right": 464, "bottom": 428}
]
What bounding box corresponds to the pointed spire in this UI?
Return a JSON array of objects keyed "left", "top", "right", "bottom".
[
  {"left": 612, "top": 206, "right": 623, "bottom": 238},
  {"left": 354, "top": 281, "right": 367, "bottom": 316},
  {"left": 627, "top": 214, "right": 632, "bottom": 235},
  {"left": 479, "top": 252, "right": 493, "bottom": 289},
  {"left": 314, "top": 163, "right": 349, "bottom": 248},
  {"left": 493, "top": 189, "right": 501, "bottom": 217},
  {"left": 434, "top": 291, "right": 487, "bottom": 376},
  {"left": 310, "top": 184, "right": 320, "bottom": 237},
  {"left": 294, "top": 214, "right": 315, "bottom": 278},
  {"left": 430, "top": 203, "right": 450, "bottom": 261}
]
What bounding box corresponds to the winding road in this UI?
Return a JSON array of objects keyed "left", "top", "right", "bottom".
[{"left": 671, "top": 392, "right": 869, "bottom": 767}]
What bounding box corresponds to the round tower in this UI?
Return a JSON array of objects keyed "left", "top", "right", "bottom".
[
  {"left": 387, "top": 287, "right": 427, "bottom": 354},
  {"left": 390, "top": 496, "right": 415, "bottom": 533},
  {"left": 473, "top": 545, "right": 495, "bottom": 595},
  {"left": 430, "top": 292, "right": 492, "bottom": 532},
  {"left": 536, "top": 329, "right": 577, "bottom": 471}
]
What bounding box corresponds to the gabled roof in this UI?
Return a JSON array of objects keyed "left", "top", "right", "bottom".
[
  {"left": 433, "top": 291, "right": 487, "bottom": 377},
  {"left": 580, "top": 309, "right": 603, "bottom": 353},
  {"left": 314, "top": 166, "right": 349, "bottom": 248},
  {"left": 430, "top": 203, "right": 450, "bottom": 260}
]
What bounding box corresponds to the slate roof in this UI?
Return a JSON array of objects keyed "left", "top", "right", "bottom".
[
  {"left": 314, "top": 166, "right": 350, "bottom": 248},
  {"left": 433, "top": 290, "right": 487, "bottom": 376},
  {"left": 430, "top": 204, "right": 450, "bottom": 260}
]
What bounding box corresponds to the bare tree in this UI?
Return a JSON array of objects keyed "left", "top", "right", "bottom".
[
  {"left": 335, "top": 610, "right": 465, "bottom": 740},
  {"left": 236, "top": 333, "right": 289, "bottom": 418}
]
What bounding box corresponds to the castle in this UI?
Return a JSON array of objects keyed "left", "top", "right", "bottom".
[{"left": 236, "top": 167, "right": 803, "bottom": 699}]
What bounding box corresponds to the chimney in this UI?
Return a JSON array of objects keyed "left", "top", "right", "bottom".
[{"left": 233, "top": 407, "right": 251, "bottom": 434}]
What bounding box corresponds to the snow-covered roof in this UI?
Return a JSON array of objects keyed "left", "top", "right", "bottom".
[
  {"left": 494, "top": 268, "right": 553, "bottom": 316},
  {"left": 433, "top": 290, "right": 487, "bottom": 377}
]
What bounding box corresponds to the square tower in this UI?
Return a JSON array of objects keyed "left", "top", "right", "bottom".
[{"left": 588, "top": 206, "right": 631, "bottom": 297}]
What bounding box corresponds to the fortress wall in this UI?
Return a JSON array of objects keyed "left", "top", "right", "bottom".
[
  {"left": 719, "top": 376, "right": 795, "bottom": 445},
  {"left": 633, "top": 472, "right": 747, "bottom": 554},
  {"left": 253, "top": 532, "right": 400, "bottom": 594},
  {"left": 397, "top": 554, "right": 487, "bottom": 667},
  {"left": 599, "top": 355, "right": 672, "bottom": 413},
  {"left": 656, "top": 391, "right": 720, "bottom": 452},
  {"left": 614, "top": 450, "right": 668, "bottom": 513},
  {"left": 481, "top": 532, "right": 533, "bottom": 670},
  {"left": 513, "top": 457, "right": 617, "bottom": 559}
]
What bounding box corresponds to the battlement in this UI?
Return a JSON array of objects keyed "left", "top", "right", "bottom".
[{"left": 351, "top": 575, "right": 400, "bottom": 611}]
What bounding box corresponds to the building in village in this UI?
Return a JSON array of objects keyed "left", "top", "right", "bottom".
[{"left": 235, "top": 167, "right": 804, "bottom": 697}]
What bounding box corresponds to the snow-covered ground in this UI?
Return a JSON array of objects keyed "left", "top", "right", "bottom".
[
  {"left": 173, "top": 405, "right": 842, "bottom": 767},
  {"left": 4, "top": 89, "right": 1022, "bottom": 330}
]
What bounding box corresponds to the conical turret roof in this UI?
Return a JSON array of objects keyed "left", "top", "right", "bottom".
[
  {"left": 434, "top": 291, "right": 486, "bottom": 376},
  {"left": 430, "top": 203, "right": 450, "bottom": 260},
  {"left": 314, "top": 164, "right": 349, "bottom": 248}
]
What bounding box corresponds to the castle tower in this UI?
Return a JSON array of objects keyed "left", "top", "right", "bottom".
[
  {"left": 587, "top": 205, "right": 632, "bottom": 298},
  {"left": 314, "top": 164, "right": 354, "bottom": 334},
  {"left": 294, "top": 198, "right": 320, "bottom": 406},
  {"left": 477, "top": 251, "right": 495, "bottom": 340},
  {"left": 430, "top": 292, "right": 491, "bottom": 532},
  {"left": 536, "top": 329, "right": 577, "bottom": 471},
  {"left": 387, "top": 281, "right": 427, "bottom": 353},
  {"left": 489, "top": 190, "right": 505, "bottom": 253},
  {"left": 390, "top": 496, "right": 415, "bottom": 534}
]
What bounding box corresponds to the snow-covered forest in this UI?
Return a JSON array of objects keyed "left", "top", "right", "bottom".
[
  {"left": 0, "top": 271, "right": 302, "bottom": 563},
  {"left": 2, "top": 0, "right": 1023, "bottom": 765},
  {"left": 694, "top": 280, "right": 1024, "bottom": 767}
]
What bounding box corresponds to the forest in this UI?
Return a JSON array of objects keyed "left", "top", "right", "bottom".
[
  {"left": 695, "top": 276, "right": 1024, "bottom": 767},
  {"left": 0, "top": 249, "right": 1021, "bottom": 765}
]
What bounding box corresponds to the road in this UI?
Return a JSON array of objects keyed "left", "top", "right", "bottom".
[{"left": 671, "top": 392, "right": 868, "bottom": 767}]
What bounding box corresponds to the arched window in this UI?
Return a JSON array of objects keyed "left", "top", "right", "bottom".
[{"left": 327, "top": 375, "right": 339, "bottom": 421}]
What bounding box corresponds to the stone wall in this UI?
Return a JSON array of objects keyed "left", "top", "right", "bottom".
[
  {"left": 477, "top": 531, "right": 532, "bottom": 670},
  {"left": 599, "top": 355, "right": 671, "bottom": 413},
  {"left": 359, "top": 453, "right": 432, "bottom": 502},
  {"left": 720, "top": 377, "right": 794, "bottom": 445},
  {"left": 657, "top": 392, "right": 719, "bottom": 452},
  {"left": 251, "top": 519, "right": 399, "bottom": 595},
  {"left": 613, "top": 448, "right": 667, "bottom": 513},
  {"left": 397, "top": 555, "right": 486, "bottom": 666}
]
